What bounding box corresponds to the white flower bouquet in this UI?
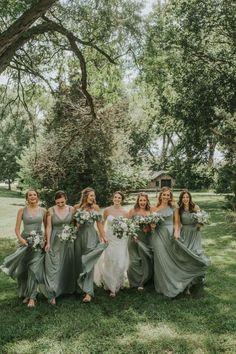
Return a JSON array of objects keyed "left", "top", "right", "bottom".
[
  {"left": 26, "top": 230, "right": 44, "bottom": 249},
  {"left": 112, "top": 217, "right": 139, "bottom": 239},
  {"left": 74, "top": 210, "right": 102, "bottom": 224},
  {"left": 148, "top": 213, "right": 164, "bottom": 225},
  {"left": 58, "top": 224, "right": 77, "bottom": 242},
  {"left": 134, "top": 213, "right": 163, "bottom": 231},
  {"left": 191, "top": 210, "right": 209, "bottom": 225}
]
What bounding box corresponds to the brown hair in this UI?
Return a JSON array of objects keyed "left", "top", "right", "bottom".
[
  {"left": 54, "top": 190, "right": 67, "bottom": 201},
  {"left": 112, "top": 191, "right": 125, "bottom": 202},
  {"left": 156, "top": 187, "right": 174, "bottom": 208},
  {"left": 134, "top": 192, "right": 150, "bottom": 211},
  {"left": 178, "top": 190, "right": 196, "bottom": 214},
  {"left": 79, "top": 187, "right": 96, "bottom": 209}
]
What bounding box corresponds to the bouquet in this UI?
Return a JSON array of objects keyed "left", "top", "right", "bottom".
[
  {"left": 112, "top": 217, "right": 139, "bottom": 239},
  {"left": 191, "top": 210, "right": 209, "bottom": 225},
  {"left": 149, "top": 213, "right": 164, "bottom": 225},
  {"left": 134, "top": 213, "right": 163, "bottom": 231},
  {"left": 26, "top": 230, "right": 44, "bottom": 249},
  {"left": 74, "top": 210, "right": 102, "bottom": 224},
  {"left": 58, "top": 224, "right": 77, "bottom": 242}
]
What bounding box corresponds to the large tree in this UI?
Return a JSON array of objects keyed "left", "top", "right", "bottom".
[{"left": 138, "top": 0, "right": 235, "bottom": 189}]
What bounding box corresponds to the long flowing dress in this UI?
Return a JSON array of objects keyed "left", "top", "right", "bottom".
[
  {"left": 127, "top": 215, "right": 153, "bottom": 288},
  {"left": 0, "top": 207, "right": 45, "bottom": 300},
  {"left": 151, "top": 207, "right": 210, "bottom": 298},
  {"left": 95, "top": 215, "right": 129, "bottom": 293},
  {"left": 179, "top": 209, "right": 210, "bottom": 285},
  {"left": 74, "top": 210, "right": 107, "bottom": 297},
  {"left": 42, "top": 207, "right": 75, "bottom": 299}
]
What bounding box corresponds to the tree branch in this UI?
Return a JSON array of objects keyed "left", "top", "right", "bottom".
[{"left": 0, "top": 0, "right": 57, "bottom": 57}]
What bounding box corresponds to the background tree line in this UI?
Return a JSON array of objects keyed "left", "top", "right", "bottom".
[{"left": 0, "top": 0, "right": 235, "bottom": 208}]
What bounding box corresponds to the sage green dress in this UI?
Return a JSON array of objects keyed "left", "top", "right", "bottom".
[
  {"left": 151, "top": 207, "right": 210, "bottom": 298},
  {"left": 0, "top": 207, "right": 45, "bottom": 300},
  {"left": 179, "top": 209, "right": 210, "bottom": 285},
  {"left": 74, "top": 210, "right": 107, "bottom": 297},
  {"left": 127, "top": 215, "right": 153, "bottom": 288},
  {"left": 42, "top": 206, "right": 75, "bottom": 299},
  {"left": 180, "top": 210, "right": 204, "bottom": 255}
]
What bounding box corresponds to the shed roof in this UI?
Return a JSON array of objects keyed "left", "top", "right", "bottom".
[{"left": 150, "top": 170, "right": 172, "bottom": 180}]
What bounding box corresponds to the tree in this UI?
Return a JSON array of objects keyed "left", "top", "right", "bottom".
[
  {"left": 138, "top": 0, "right": 235, "bottom": 189},
  {"left": 0, "top": 0, "right": 143, "bottom": 122}
]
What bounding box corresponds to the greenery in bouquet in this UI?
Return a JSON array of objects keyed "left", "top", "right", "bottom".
[
  {"left": 74, "top": 210, "right": 102, "bottom": 224},
  {"left": 26, "top": 230, "right": 44, "bottom": 249},
  {"left": 112, "top": 217, "right": 138, "bottom": 239},
  {"left": 58, "top": 225, "right": 77, "bottom": 242}
]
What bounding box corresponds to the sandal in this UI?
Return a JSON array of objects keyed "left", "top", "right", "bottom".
[
  {"left": 138, "top": 286, "right": 144, "bottom": 291},
  {"left": 27, "top": 299, "right": 36, "bottom": 308},
  {"left": 83, "top": 294, "right": 92, "bottom": 303}
]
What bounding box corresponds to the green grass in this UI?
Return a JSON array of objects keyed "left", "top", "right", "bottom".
[{"left": 0, "top": 192, "right": 236, "bottom": 354}]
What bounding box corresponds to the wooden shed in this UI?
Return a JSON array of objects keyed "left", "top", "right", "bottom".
[{"left": 147, "top": 170, "right": 175, "bottom": 189}]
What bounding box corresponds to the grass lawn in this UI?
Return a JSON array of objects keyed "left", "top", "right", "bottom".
[{"left": 0, "top": 190, "right": 236, "bottom": 354}]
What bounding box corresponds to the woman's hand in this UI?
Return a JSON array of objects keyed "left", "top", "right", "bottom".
[
  {"left": 19, "top": 237, "right": 28, "bottom": 246},
  {"left": 150, "top": 223, "right": 156, "bottom": 231},
  {"left": 174, "top": 232, "right": 180, "bottom": 240},
  {"left": 196, "top": 223, "right": 202, "bottom": 231},
  {"left": 45, "top": 242, "right": 50, "bottom": 252},
  {"left": 100, "top": 237, "right": 108, "bottom": 244}
]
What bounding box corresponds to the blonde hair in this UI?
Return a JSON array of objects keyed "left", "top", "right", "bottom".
[
  {"left": 156, "top": 187, "right": 175, "bottom": 208},
  {"left": 134, "top": 192, "right": 150, "bottom": 210},
  {"left": 79, "top": 187, "right": 96, "bottom": 209}
]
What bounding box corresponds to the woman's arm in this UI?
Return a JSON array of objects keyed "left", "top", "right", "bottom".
[
  {"left": 15, "top": 208, "right": 28, "bottom": 246},
  {"left": 42, "top": 208, "right": 47, "bottom": 246},
  {"left": 45, "top": 209, "right": 52, "bottom": 251},
  {"left": 127, "top": 208, "right": 134, "bottom": 219},
  {"left": 103, "top": 208, "right": 109, "bottom": 224},
  {"left": 174, "top": 208, "right": 181, "bottom": 240},
  {"left": 97, "top": 220, "right": 108, "bottom": 243}
]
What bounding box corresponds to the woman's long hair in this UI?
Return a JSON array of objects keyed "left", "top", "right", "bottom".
[
  {"left": 134, "top": 192, "right": 150, "bottom": 211},
  {"left": 156, "top": 187, "right": 174, "bottom": 208},
  {"left": 78, "top": 187, "right": 96, "bottom": 209},
  {"left": 25, "top": 188, "right": 39, "bottom": 204},
  {"left": 178, "top": 190, "right": 196, "bottom": 214}
]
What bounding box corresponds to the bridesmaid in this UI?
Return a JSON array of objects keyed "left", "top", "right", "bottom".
[
  {"left": 175, "top": 190, "right": 210, "bottom": 291},
  {"left": 43, "top": 190, "right": 75, "bottom": 305},
  {"left": 151, "top": 187, "right": 209, "bottom": 298},
  {"left": 0, "top": 189, "right": 46, "bottom": 307},
  {"left": 74, "top": 187, "right": 107, "bottom": 303},
  {"left": 127, "top": 192, "right": 153, "bottom": 290},
  {"left": 95, "top": 191, "right": 129, "bottom": 297}
]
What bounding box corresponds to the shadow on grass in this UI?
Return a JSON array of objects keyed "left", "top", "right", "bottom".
[
  {"left": 0, "top": 198, "right": 235, "bottom": 354},
  {"left": 0, "top": 268, "right": 235, "bottom": 354}
]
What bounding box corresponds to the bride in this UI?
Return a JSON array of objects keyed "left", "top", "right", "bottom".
[{"left": 95, "top": 191, "right": 129, "bottom": 297}]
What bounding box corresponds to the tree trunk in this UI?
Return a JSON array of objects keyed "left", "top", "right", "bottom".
[
  {"left": 7, "top": 179, "right": 11, "bottom": 191},
  {"left": 0, "top": 0, "right": 57, "bottom": 73}
]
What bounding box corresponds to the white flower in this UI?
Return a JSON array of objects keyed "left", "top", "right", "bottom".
[
  {"left": 58, "top": 224, "right": 77, "bottom": 242},
  {"left": 112, "top": 217, "right": 139, "bottom": 239},
  {"left": 74, "top": 210, "right": 102, "bottom": 224},
  {"left": 191, "top": 210, "right": 209, "bottom": 225},
  {"left": 26, "top": 230, "right": 44, "bottom": 249}
]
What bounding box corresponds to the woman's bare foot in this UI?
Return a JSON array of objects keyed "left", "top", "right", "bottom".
[
  {"left": 110, "top": 292, "right": 116, "bottom": 298},
  {"left": 83, "top": 294, "right": 92, "bottom": 303},
  {"left": 50, "top": 298, "right": 56, "bottom": 305},
  {"left": 27, "top": 299, "right": 36, "bottom": 308},
  {"left": 22, "top": 297, "right": 29, "bottom": 304}
]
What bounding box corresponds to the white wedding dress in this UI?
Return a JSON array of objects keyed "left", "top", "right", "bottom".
[{"left": 94, "top": 215, "right": 129, "bottom": 293}]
